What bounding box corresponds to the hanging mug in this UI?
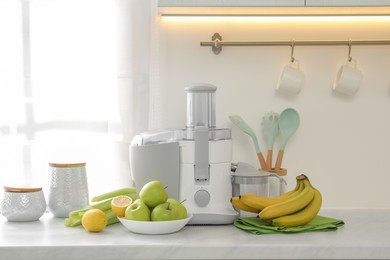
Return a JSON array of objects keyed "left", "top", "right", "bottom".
[
  {"left": 333, "top": 59, "right": 363, "bottom": 95},
  {"left": 277, "top": 59, "right": 305, "bottom": 95}
]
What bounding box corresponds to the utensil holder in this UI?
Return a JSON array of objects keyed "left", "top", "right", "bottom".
[{"left": 269, "top": 168, "right": 287, "bottom": 176}]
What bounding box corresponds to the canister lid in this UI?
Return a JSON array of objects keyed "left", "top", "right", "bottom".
[
  {"left": 48, "top": 162, "right": 86, "bottom": 168},
  {"left": 3, "top": 186, "right": 42, "bottom": 192}
]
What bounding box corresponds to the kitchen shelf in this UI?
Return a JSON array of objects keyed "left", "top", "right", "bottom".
[{"left": 1, "top": 209, "right": 390, "bottom": 260}]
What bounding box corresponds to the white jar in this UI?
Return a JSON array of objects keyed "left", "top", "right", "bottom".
[
  {"left": 1, "top": 186, "right": 46, "bottom": 222},
  {"left": 48, "top": 162, "right": 89, "bottom": 218}
]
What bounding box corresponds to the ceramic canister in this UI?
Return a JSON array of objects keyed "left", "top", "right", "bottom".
[
  {"left": 48, "top": 162, "right": 89, "bottom": 218},
  {"left": 1, "top": 186, "right": 46, "bottom": 222}
]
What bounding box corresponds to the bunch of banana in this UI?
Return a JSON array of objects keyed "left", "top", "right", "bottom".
[{"left": 231, "top": 174, "right": 322, "bottom": 227}]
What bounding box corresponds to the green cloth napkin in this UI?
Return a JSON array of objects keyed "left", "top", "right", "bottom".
[{"left": 234, "top": 215, "right": 345, "bottom": 234}]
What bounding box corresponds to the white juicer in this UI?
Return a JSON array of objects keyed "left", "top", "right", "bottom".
[{"left": 130, "top": 84, "right": 238, "bottom": 224}]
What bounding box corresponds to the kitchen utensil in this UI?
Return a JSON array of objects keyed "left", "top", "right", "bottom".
[
  {"left": 229, "top": 115, "right": 267, "bottom": 171},
  {"left": 130, "top": 84, "right": 238, "bottom": 225},
  {"left": 48, "top": 162, "right": 89, "bottom": 218},
  {"left": 1, "top": 186, "right": 46, "bottom": 222},
  {"left": 231, "top": 162, "right": 285, "bottom": 217},
  {"left": 274, "top": 108, "right": 300, "bottom": 171},
  {"left": 262, "top": 112, "right": 279, "bottom": 170}
]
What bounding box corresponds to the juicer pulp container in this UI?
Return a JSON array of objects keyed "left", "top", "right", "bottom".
[{"left": 231, "top": 162, "right": 286, "bottom": 217}]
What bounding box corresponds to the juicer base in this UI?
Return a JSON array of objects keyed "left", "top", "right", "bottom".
[{"left": 187, "top": 210, "right": 238, "bottom": 225}]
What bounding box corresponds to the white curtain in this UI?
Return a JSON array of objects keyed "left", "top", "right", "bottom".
[
  {"left": 111, "top": 0, "right": 159, "bottom": 190},
  {"left": 0, "top": 0, "right": 158, "bottom": 196}
]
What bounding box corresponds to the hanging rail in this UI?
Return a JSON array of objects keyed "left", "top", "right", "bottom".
[{"left": 201, "top": 33, "right": 390, "bottom": 55}]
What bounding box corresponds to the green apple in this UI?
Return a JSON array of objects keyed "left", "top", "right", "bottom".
[
  {"left": 124, "top": 199, "right": 150, "bottom": 221},
  {"left": 151, "top": 202, "right": 178, "bottom": 221},
  {"left": 139, "top": 180, "right": 168, "bottom": 208},
  {"left": 167, "top": 198, "right": 187, "bottom": 219}
]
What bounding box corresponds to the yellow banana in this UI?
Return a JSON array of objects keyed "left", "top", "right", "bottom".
[
  {"left": 238, "top": 194, "right": 275, "bottom": 211},
  {"left": 239, "top": 179, "right": 304, "bottom": 211},
  {"left": 239, "top": 180, "right": 304, "bottom": 211},
  {"left": 258, "top": 178, "right": 315, "bottom": 221},
  {"left": 230, "top": 197, "right": 259, "bottom": 213},
  {"left": 271, "top": 188, "right": 322, "bottom": 227}
]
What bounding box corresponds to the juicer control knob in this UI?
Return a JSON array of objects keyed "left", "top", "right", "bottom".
[{"left": 194, "top": 190, "right": 210, "bottom": 207}]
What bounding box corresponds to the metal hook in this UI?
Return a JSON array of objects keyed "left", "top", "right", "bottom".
[
  {"left": 290, "top": 40, "right": 295, "bottom": 63},
  {"left": 348, "top": 39, "right": 352, "bottom": 62},
  {"left": 211, "top": 33, "right": 222, "bottom": 55},
  {"left": 214, "top": 38, "right": 220, "bottom": 48}
]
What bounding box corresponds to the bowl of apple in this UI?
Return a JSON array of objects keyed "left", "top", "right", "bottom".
[
  {"left": 118, "top": 212, "right": 193, "bottom": 235},
  {"left": 117, "top": 180, "right": 192, "bottom": 235}
]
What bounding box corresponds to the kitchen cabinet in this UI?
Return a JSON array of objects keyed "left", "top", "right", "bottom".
[
  {"left": 158, "top": 0, "right": 305, "bottom": 7},
  {"left": 1, "top": 209, "right": 390, "bottom": 260},
  {"left": 306, "top": 0, "right": 390, "bottom": 6},
  {"left": 158, "top": 0, "right": 390, "bottom": 17},
  {"left": 159, "top": 0, "right": 390, "bottom": 7}
]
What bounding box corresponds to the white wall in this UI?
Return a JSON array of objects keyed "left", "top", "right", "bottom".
[{"left": 154, "top": 16, "right": 390, "bottom": 209}]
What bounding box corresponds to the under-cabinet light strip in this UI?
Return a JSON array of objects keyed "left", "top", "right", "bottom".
[{"left": 159, "top": 6, "right": 390, "bottom": 17}]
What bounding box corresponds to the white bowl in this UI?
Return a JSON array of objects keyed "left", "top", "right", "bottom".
[{"left": 118, "top": 213, "right": 193, "bottom": 235}]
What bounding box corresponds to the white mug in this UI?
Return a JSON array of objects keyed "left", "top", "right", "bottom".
[
  {"left": 276, "top": 60, "right": 305, "bottom": 95},
  {"left": 333, "top": 59, "right": 362, "bottom": 95}
]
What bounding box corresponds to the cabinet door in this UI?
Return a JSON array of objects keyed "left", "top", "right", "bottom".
[
  {"left": 158, "top": 0, "right": 305, "bottom": 7},
  {"left": 306, "top": 0, "right": 390, "bottom": 6}
]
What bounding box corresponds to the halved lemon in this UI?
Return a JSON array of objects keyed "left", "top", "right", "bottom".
[{"left": 111, "top": 195, "right": 133, "bottom": 217}]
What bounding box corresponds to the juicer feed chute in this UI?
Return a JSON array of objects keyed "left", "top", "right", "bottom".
[{"left": 185, "top": 84, "right": 216, "bottom": 129}]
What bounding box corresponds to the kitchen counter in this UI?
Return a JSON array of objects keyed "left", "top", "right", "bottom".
[{"left": 0, "top": 209, "right": 389, "bottom": 260}]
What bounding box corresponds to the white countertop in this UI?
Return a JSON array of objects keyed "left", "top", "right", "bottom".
[{"left": 0, "top": 209, "right": 389, "bottom": 260}]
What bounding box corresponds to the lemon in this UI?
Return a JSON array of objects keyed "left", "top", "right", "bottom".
[
  {"left": 81, "top": 209, "right": 108, "bottom": 232},
  {"left": 111, "top": 195, "right": 133, "bottom": 218}
]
